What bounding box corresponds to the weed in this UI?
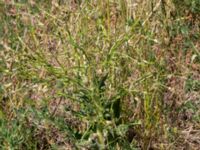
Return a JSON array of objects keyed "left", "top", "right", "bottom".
[{"left": 0, "top": 0, "right": 200, "bottom": 149}]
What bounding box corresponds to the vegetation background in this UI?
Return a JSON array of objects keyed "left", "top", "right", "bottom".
[{"left": 0, "top": 0, "right": 200, "bottom": 149}]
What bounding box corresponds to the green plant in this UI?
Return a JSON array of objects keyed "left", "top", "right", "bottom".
[{"left": 0, "top": 0, "right": 199, "bottom": 149}]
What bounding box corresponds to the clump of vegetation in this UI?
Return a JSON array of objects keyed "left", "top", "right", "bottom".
[{"left": 0, "top": 0, "right": 199, "bottom": 149}]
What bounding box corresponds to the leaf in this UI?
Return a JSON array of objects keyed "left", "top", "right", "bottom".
[
  {"left": 98, "top": 73, "right": 108, "bottom": 92},
  {"left": 116, "top": 124, "right": 129, "bottom": 137},
  {"left": 0, "top": 110, "right": 4, "bottom": 119},
  {"left": 112, "top": 98, "right": 121, "bottom": 119}
]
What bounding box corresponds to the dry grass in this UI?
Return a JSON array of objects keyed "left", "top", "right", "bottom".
[{"left": 0, "top": 0, "right": 199, "bottom": 149}]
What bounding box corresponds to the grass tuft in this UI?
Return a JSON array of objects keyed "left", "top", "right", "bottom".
[{"left": 0, "top": 0, "right": 200, "bottom": 149}]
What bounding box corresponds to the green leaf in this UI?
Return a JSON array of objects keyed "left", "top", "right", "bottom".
[{"left": 112, "top": 98, "right": 121, "bottom": 119}]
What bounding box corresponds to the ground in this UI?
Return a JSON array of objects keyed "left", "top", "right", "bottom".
[{"left": 0, "top": 0, "right": 200, "bottom": 149}]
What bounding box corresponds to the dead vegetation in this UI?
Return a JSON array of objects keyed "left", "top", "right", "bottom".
[{"left": 0, "top": 0, "right": 199, "bottom": 149}]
